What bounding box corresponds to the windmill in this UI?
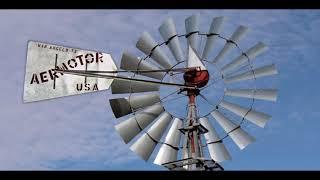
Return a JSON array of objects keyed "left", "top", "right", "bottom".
[{"left": 25, "top": 14, "right": 278, "bottom": 171}]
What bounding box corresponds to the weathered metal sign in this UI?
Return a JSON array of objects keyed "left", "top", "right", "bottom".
[{"left": 23, "top": 41, "right": 117, "bottom": 102}]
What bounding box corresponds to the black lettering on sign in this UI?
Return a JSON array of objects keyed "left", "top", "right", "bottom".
[
  {"left": 67, "top": 59, "right": 77, "bottom": 68},
  {"left": 61, "top": 63, "right": 69, "bottom": 71},
  {"left": 39, "top": 71, "right": 49, "bottom": 83},
  {"left": 37, "top": 44, "right": 47, "bottom": 48},
  {"left": 76, "top": 84, "right": 82, "bottom": 91},
  {"left": 54, "top": 65, "right": 67, "bottom": 76},
  {"left": 30, "top": 74, "right": 40, "bottom": 84},
  {"left": 75, "top": 83, "right": 99, "bottom": 91},
  {"left": 96, "top": 52, "right": 103, "bottom": 63},
  {"left": 85, "top": 83, "right": 90, "bottom": 91},
  {"left": 76, "top": 84, "right": 83, "bottom": 91},
  {"left": 76, "top": 54, "right": 84, "bottom": 65},
  {"left": 85, "top": 53, "right": 94, "bottom": 63},
  {"left": 48, "top": 69, "right": 60, "bottom": 80},
  {"left": 93, "top": 84, "right": 99, "bottom": 91},
  {"left": 30, "top": 52, "right": 107, "bottom": 85}
]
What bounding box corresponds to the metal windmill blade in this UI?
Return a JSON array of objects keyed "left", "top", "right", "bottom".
[{"left": 109, "top": 14, "right": 278, "bottom": 171}]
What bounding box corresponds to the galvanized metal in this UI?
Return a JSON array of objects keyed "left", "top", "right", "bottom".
[
  {"left": 159, "top": 18, "right": 184, "bottom": 62},
  {"left": 220, "top": 100, "right": 271, "bottom": 128},
  {"left": 185, "top": 14, "right": 200, "bottom": 52},
  {"left": 130, "top": 112, "right": 172, "bottom": 161},
  {"left": 136, "top": 31, "right": 173, "bottom": 69},
  {"left": 120, "top": 52, "right": 164, "bottom": 80},
  {"left": 213, "top": 25, "right": 249, "bottom": 63},
  {"left": 224, "top": 64, "right": 278, "bottom": 83},
  {"left": 111, "top": 79, "right": 160, "bottom": 94},
  {"left": 202, "top": 16, "right": 226, "bottom": 60},
  {"left": 115, "top": 103, "right": 164, "bottom": 144},
  {"left": 154, "top": 118, "right": 183, "bottom": 165},
  {"left": 221, "top": 42, "right": 268, "bottom": 74},
  {"left": 109, "top": 94, "right": 161, "bottom": 118},
  {"left": 199, "top": 117, "right": 231, "bottom": 162},
  {"left": 211, "top": 110, "right": 255, "bottom": 150},
  {"left": 23, "top": 41, "right": 117, "bottom": 102},
  {"left": 225, "top": 88, "right": 278, "bottom": 102}
]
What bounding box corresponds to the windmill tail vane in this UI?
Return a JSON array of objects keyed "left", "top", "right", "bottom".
[{"left": 23, "top": 13, "right": 278, "bottom": 171}]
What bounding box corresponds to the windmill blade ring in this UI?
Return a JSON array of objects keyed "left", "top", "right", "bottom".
[{"left": 108, "top": 14, "right": 278, "bottom": 171}]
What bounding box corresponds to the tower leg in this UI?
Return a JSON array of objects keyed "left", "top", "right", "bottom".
[{"left": 182, "top": 91, "right": 203, "bottom": 170}]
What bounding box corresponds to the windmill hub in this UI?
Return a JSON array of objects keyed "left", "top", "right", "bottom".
[{"left": 183, "top": 68, "right": 209, "bottom": 89}]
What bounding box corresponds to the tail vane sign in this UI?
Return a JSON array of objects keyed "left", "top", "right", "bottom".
[{"left": 23, "top": 41, "right": 117, "bottom": 103}]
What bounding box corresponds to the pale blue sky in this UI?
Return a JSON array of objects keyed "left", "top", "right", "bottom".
[{"left": 0, "top": 10, "right": 320, "bottom": 170}]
